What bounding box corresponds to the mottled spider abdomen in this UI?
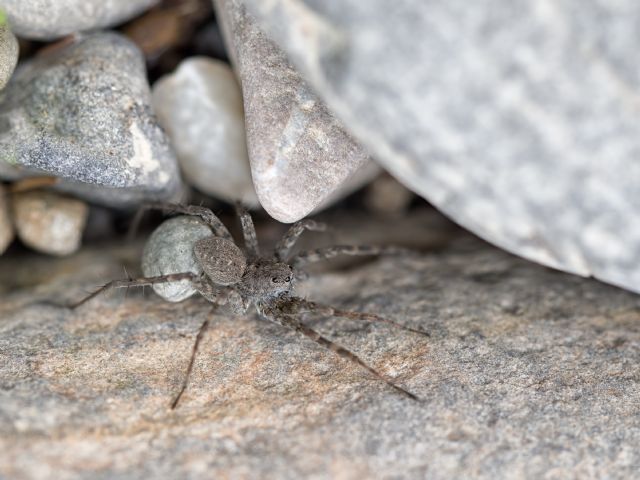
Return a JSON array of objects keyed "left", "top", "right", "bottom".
[{"left": 194, "top": 236, "right": 246, "bottom": 286}]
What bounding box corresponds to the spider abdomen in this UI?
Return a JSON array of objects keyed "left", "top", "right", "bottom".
[{"left": 194, "top": 236, "right": 247, "bottom": 286}]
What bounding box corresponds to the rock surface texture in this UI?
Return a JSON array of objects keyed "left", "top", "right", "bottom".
[
  {"left": 0, "top": 18, "right": 18, "bottom": 90},
  {"left": 0, "top": 211, "right": 639, "bottom": 478},
  {"left": 153, "top": 57, "right": 259, "bottom": 206},
  {"left": 244, "top": 0, "right": 640, "bottom": 293},
  {"left": 214, "top": 0, "right": 375, "bottom": 223},
  {"left": 11, "top": 190, "right": 88, "bottom": 256},
  {"left": 0, "top": 0, "right": 159, "bottom": 40},
  {"left": 0, "top": 33, "right": 182, "bottom": 206}
]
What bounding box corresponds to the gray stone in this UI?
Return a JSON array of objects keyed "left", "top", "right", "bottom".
[
  {"left": 141, "top": 215, "right": 213, "bottom": 302},
  {"left": 243, "top": 0, "right": 640, "bottom": 293},
  {"left": 11, "top": 190, "right": 88, "bottom": 256},
  {"left": 0, "top": 0, "right": 159, "bottom": 40},
  {"left": 152, "top": 57, "right": 259, "bottom": 206},
  {"left": 0, "top": 32, "right": 182, "bottom": 207},
  {"left": 0, "top": 19, "right": 17, "bottom": 90},
  {"left": 0, "top": 210, "right": 639, "bottom": 478},
  {"left": 214, "top": 0, "right": 375, "bottom": 223},
  {"left": 0, "top": 183, "right": 12, "bottom": 254},
  {"left": 364, "top": 173, "right": 415, "bottom": 217}
]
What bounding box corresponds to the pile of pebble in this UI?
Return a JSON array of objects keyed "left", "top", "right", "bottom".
[{"left": 0, "top": 0, "right": 388, "bottom": 257}]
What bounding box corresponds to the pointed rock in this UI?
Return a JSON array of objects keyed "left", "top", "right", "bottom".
[{"left": 214, "top": 0, "right": 374, "bottom": 223}]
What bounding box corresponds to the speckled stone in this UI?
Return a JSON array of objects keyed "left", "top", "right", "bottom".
[
  {"left": 11, "top": 190, "right": 88, "bottom": 256},
  {"left": 0, "top": 214, "right": 639, "bottom": 478},
  {"left": 244, "top": 0, "right": 640, "bottom": 293},
  {"left": 0, "top": 18, "right": 18, "bottom": 90},
  {"left": 214, "top": 0, "right": 375, "bottom": 223},
  {"left": 0, "top": 32, "right": 182, "bottom": 206},
  {"left": 0, "top": 183, "right": 13, "bottom": 254},
  {"left": 1, "top": 0, "right": 159, "bottom": 40},
  {"left": 141, "top": 215, "right": 213, "bottom": 302},
  {"left": 153, "top": 57, "right": 259, "bottom": 206}
]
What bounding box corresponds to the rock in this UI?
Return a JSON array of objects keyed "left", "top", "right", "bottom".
[
  {"left": 141, "top": 215, "right": 213, "bottom": 302},
  {"left": 1, "top": 212, "right": 640, "bottom": 478},
  {"left": 152, "top": 57, "right": 259, "bottom": 206},
  {"left": 214, "top": 0, "right": 375, "bottom": 223},
  {"left": 364, "top": 173, "right": 415, "bottom": 217},
  {"left": 0, "top": 15, "right": 18, "bottom": 90},
  {"left": 1, "top": 0, "right": 159, "bottom": 40},
  {"left": 0, "top": 32, "right": 182, "bottom": 207},
  {"left": 244, "top": 0, "right": 640, "bottom": 293},
  {"left": 0, "top": 183, "right": 13, "bottom": 253},
  {"left": 11, "top": 190, "right": 88, "bottom": 256}
]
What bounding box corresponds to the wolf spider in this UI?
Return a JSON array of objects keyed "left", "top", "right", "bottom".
[{"left": 72, "top": 203, "right": 428, "bottom": 408}]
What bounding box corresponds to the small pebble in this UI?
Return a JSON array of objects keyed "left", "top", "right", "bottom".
[
  {"left": 153, "top": 57, "right": 258, "bottom": 205},
  {"left": 141, "top": 215, "right": 213, "bottom": 302},
  {"left": 11, "top": 190, "right": 89, "bottom": 256},
  {"left": 0, "top": 13, "right": 18, "bottom": 90},
  {"left": 0, "top": 184, "right": 14, "bottom": 254},
  {"left": 2, "top": 0, "right": 159, "bottom": 40},
  {"left": 364, "top": 173, "right": 415, "bottom": 217}
]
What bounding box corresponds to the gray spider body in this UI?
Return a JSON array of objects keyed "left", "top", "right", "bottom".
[{"left": 73, "top": 203, "right": 426, "bottom": 408}]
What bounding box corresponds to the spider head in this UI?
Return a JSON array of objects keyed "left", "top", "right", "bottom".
[{"left": 239, "top": 260, "right": 294, "bottom": 300}]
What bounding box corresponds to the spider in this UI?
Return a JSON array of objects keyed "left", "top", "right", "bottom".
[{"left": 71, "top": 203, "right": 428, "bottom": 408}]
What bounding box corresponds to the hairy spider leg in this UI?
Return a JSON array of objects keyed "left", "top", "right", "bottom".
[
  {"left": 69, "top": 272, "right": 198, "bottom": 309},
  {"left": 171, "top": 313, "right": 212, "bottom": 410},
  {"left": 283, "top": 297, "right": 430, "bottom": 337},
  {"left": 235, "top": 203, "right": 260, "bottom": 259},
  {"left": 261, "top": 304, "right": 420, "bottom": 401},
  {"left": 274, "top": 220, "right": 327, "bottom": 262},
  {"left": 129, "top": 202, "right": 233, "bottom": 241},
  {"left": 291, "top": 245, "right": 412, "bottom": 267}
]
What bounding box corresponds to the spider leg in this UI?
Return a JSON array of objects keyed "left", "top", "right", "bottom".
[
  {"left": 235, "top": 202, "right": 260, "bottom": 259},
  {"left": 170, "top": 311, "right": 212, "bottom": 410},
  {"left": 291, "top": 245, "right": 411, "bottom": 267},
  {"left": 128, "top": 202, "right": 233, "bottom": 241},
  {"left": 283, "top": 297, "right": 429, "bottom": 337},
  {"left": 261, "top": 305, "right": 420, "bottom": 401},
  {"left": 170, "top": 287, "right": 246, "bottom": 409},
  {"left": 274, "top": 220, "right": 327, "bottom": 261},
  {"left": 69, "top": 272, "right": 198, "bottom": 309}
]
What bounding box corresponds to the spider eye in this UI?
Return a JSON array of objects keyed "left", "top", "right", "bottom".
[
  {"left": 284, "top": 276, "right": 291, "bottom": 282},
  {"left": 271, "top": 277, "right": 278, "bottom": 283}
]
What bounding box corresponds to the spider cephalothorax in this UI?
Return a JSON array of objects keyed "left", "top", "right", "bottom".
[{"left": 72, "top": 203, "right": 427, "bottom": 408}]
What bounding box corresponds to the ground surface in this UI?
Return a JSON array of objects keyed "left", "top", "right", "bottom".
[{"left": 0, "top": 210, "right": 639, "bottom": 479}]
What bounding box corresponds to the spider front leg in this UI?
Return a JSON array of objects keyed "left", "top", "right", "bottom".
[
  {"left": 291, "top": 245, "right": 411, "bottom": 267},
  {"left": 260, "top": 302, "right": 420, "bottom": 401},
  {"left": 130, "top": 202, "right": 233, "bottom": 241},
  {"left": 69, "top": 272, "right": 199, "bottom": 309},
  {"left": 235, "top": 203, "right": 260, "bottom": 259},
  {"left": 282, "top": 297, "right": 430, "bottom": 336},
  {"left": 274, "top": 220, "right": 327, "bottom": 262}
]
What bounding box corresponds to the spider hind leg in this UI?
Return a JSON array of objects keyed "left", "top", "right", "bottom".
[{"left": 262, "top": 305, "right": 420, "bottom": 401}]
